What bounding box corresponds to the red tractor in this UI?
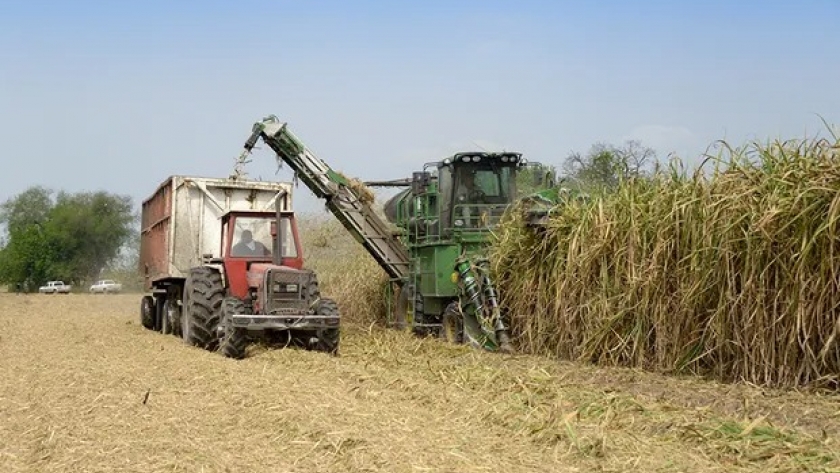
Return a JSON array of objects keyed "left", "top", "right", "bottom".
[{"left": 139, "top": 175, "right": 340, "bottom": 359}]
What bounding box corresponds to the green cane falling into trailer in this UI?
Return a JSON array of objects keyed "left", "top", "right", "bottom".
[{"left": 237, "top": 115, "right": 562, "bottom": 353}]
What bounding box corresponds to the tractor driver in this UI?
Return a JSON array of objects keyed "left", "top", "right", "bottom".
[
  {"left": 232, "top": 229, "right": 271, "bottom": 257},
  {"left": 456, "top": 171, "right": 488, "bottom": 204},
  {"left": 455, "top": 170, "right": 490, "bottom": 227}
]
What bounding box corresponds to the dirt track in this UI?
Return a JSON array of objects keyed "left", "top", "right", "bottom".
[{"left": 1, "top": 294, "right": 838, "bottom": 473}]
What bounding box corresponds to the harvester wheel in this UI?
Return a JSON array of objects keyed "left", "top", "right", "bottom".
[
  {"left": 440, "top": 302, "right": 464, "bottom": 344},
  {"left": 183, "top": 266, "right": 224, "bottom": 351},
  {"left": 314, "top": 298, "right": 340, "bottom": 356},
  {"left": 218, "top": 297, "right": 249, "bottom": 360},
  {"left": 140, "top": 296, "right": 155, "bottom": 330},
  {"left": 412, "top": 292, "right": 429, "bottom": 337}
]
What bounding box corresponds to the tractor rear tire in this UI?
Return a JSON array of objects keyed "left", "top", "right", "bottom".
[
  {"left": 440, "top": 301, "right": 464, "bottom": 344},
  {"left": 183, "top": 267, "right": 224, "bottom": 351},
  {"left": 140, "top": 296, "right": 156, "bottom": 330},
  {"left": 314, "top": 298, "right": 340, "bottom": 356},
  {"left": 219, "top": 297, "right": 249, "bottom": 359}
]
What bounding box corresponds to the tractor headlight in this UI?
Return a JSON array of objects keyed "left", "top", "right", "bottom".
[
  {"left": 286, "top": 284, "right": 298, "bottom": 292},
  {"left": 454, "top": 219, "right": 464, "bottom": 227}
]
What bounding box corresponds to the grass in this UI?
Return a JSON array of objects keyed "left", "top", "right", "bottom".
[{"left": 491, "top": 132, "right": 840, "bottom": 390}]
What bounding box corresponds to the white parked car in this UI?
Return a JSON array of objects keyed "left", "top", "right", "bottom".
[
  {"left": 39, "top": 281, "right": 72, "bottom": 294},
  {"left": 89, "top": 279, "right": 122, "bottom": 294}
]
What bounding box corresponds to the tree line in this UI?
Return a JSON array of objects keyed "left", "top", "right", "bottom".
[{"left": 0, "top": 186, "right": 137, "bottom": 292}]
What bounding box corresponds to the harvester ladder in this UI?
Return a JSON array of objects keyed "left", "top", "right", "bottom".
[{"left": 241, "top": 115, "right": 410, "bottom": 283}]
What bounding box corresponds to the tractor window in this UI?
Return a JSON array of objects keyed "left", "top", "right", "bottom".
[
  {"left": 229, "top": 216, "right": 298, "bottom": 258},
  {"left": 230, "top": 217, "right": 272, "bottom": 257},
  {"left": 474, "top": 170, "right": 501, "bottom": 197},
  {"left": 278, "top": 217, "right": 298, "bottom": 258},
  {"left": 454, "top": 166, "right": 514, "bottom": 205}
]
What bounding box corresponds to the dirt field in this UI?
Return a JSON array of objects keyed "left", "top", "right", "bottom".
[{"left": 1, "top": 294, "right": 838, "bottom": 473}]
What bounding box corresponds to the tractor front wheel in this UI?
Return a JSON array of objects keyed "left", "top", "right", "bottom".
[
  {"left": 218, "top": 297, "right": 249, "bottom": 359},
  {"left": 314, "top": 298, "right": 340, "bottom": 356}
]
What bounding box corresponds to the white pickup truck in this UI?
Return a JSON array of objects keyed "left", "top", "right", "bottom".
[
  {"left": 39, "top": 281, "right": 72, "bottom": 294},
  {"left": 89, "top": 279, "right": 122, "bottom": 294}
]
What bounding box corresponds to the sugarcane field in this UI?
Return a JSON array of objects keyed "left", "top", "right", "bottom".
[{"left": 2, "top": 2, "right": 840, "bottom": 473}]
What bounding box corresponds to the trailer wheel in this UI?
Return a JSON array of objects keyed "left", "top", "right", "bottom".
[
  {"left": 165, "top": 297, "right": 183, "bottom": 337},
  {"left": 440, "top": 302, "right": 464, "bottom": 344},
  {"left": 183, "top": 267, "right": 224, "bottom": 351},
  {"left": 160, "top": 299, "right": 173, "bottom": 335},
  {"left": 314, "top": 298, "right": 340, "bottom": 356},
  {"left": 140, "top": 296, "right": 156, "bottom": 330},
  {"left": 218, "top": 297, "right": 249, "bottom": 359}
]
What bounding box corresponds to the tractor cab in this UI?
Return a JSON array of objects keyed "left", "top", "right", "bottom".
[
  {"left": 438, "top": 152, "right": 524, "bottom": 230},
  {"left": 220, "top": 210, "right": 304, "bottom": 298},
  {"left": 383, "top": 151, "right": 556, "bottom": 243}
]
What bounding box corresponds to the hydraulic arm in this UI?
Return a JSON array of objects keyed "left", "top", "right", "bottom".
[{"left": 239, "top": 115, "right": 410, "bottom": 283}]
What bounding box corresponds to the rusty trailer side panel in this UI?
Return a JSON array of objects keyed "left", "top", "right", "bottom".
[{"left": 139, "top": 175, "right": 293, "bottom": 291}]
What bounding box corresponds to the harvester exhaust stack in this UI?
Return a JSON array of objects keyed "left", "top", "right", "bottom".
[{"left": 363, "top": 178, "right": 412, "bottom": 188}]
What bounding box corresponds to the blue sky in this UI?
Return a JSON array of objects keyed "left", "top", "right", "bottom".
[{"left": 1, "top": 0, "right": 838, "bottom": 214}]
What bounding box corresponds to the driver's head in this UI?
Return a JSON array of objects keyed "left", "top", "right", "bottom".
[
  {"left": 463, "top": 171, "right": 475, "bottom": 188},
  {"left": 240, "top": 230, "right": 253, "bottom": 243}
]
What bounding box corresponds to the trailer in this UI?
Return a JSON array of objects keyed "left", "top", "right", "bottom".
[{"left": 138, "top": 175, "right": 340, "bottom": 357}]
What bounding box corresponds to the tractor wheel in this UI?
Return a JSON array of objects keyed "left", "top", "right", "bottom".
[
  {"left": 218, "top": 297, "right": 249, "bottom": 359},
  {"left": 313, "top": 298, "right": 340, "bottom": 356},
  {"left": 183, "top": 267, "right": 224, "bottom": 351},
  {"left": 307, "top": 276, "right": 321, "bottom": 300},
  {"left": 140, "top": 296, "right": 156, "bottom": 330},
  {"left": 440, "top": 302, "right": 464, "bottom": 344}
]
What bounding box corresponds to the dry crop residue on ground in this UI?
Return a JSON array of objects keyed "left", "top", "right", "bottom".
[{"left": 1, "top": 294, "right": 838, "bottom": 473}]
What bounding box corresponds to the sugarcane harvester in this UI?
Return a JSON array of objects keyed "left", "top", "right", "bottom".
[{"left": 238, "top": 115, "right": 556, "bottom": 353}]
